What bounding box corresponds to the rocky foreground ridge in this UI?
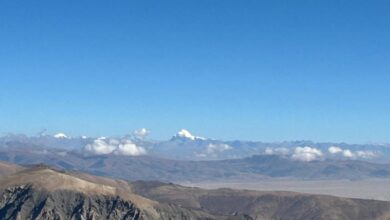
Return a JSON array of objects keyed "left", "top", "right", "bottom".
[{"left": 0, "top": 162, "right": 389, "bottom": 220}]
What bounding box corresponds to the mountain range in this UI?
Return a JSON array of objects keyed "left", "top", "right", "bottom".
[
  {"left": 0, "top": 145, "right": 390, "bottom": 183},
  {"left": 1, "top": 131, "right": 390, "bottom": 162}
]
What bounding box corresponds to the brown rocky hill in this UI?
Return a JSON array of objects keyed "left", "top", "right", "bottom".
[
  {"left": 0, "top": 161, "right": 23, "bottom": 178},
  {"left": 0, "top": 164, "right": 389, "bottom": 220},
  {"left": 0, "top": 166, "right": 213, "bottom": 220}
]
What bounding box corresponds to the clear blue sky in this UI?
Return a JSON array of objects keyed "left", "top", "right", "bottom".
[{"left": 1, "top": 0, "right": 389, "bottom": 143}]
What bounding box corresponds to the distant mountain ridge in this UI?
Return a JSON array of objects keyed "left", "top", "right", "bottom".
[
  {"left": 0, "top": 146, "right": 390, "bottom": 182},
  {"left": 1, "top": 133, "right": 389, "bottom": 162}
]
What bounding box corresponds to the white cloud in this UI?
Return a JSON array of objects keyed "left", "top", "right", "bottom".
[
  {"left": 264, "top": 147, "right": 274, "bottom": 155},
  {"left": 133, "top": 128, "right": 150, "bottom": 139},
  {"left": 327, "top": 146, "right": 377, "bottom": 159},
  {"left": 342, "top": 149, "right": 355, "bottom": 158},
  {"left": 84, "top": 138, "right": 147, "bottom": 156},
  {"left": 114, "top": 140, "right": 146, "bottom": 156},
  {"left": 267, "top": 146, "right": 377, "bottom": 161},
  {"left": 84, "top": 139, "right": 116, "bottom": 155},
  {"left": 206, "top": 143, "right": 232, "bottom": 154},
  {"left": 264, "top": 147, "right": 290, "bottom": 155},
  {"left": 195, "top": 143, "right": 233, "bottom": 158},
  {"left": 328, "top": 146, "right": 343, "bottom": 154},
  {"left": 109, "top": 139, "right": 120, "bottom": 145},
  {"left": 356, "top": 150, "right": 376, "bottom": 159},
  {"left": 291, "top": 146, "right": 323, "bottom": 162}
]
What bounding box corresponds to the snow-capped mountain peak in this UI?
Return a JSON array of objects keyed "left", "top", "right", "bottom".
[
  {"left": 173, "top": 129, "right": 205, "bottom": 141},
  {"left": 53, "top": 133, "right": 68, "bottom": 139}
]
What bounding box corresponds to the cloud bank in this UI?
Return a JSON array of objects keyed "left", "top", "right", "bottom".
[
  {"left": 264, "top": 147, "right": 290, "bottom": 155},
  {"left": 195, "top": 143, "right": 233, "bottom": 158},
  {"left": 115, "top": 140, "right": 147, "bottom": 156},
  {"left": 206, "top": 143, "right": 232, "bottom": 154},
  {"left": 264, "top": 145, "right": 378, "bottom": 162},
  {"left": 84, "top": 138, "right": 147, "bottom": 156},
  {"left": 291, "top": 146, "right": 323, "bottom": 162},
  {"left": 328, "top": 146, "right": 343, "bottom": 154},
  {"left": 327, "top": 146, "right": 376, "bottom": 159}
]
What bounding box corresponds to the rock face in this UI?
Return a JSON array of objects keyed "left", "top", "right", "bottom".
[{"left": 0, "top": 185, "right": 140, "bottom": 220}]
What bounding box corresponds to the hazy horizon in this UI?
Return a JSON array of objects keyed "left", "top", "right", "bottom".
[{"left": 2, "top": 129, "right": 390, "bottom": 145}]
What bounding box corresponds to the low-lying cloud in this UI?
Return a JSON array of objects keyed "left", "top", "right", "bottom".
[
  {"left": 206, "top": 143, "right": 232, "bottom": 154},
  {"left": 327, "top": 146, "right": 376, "bottom": 159},
  {"left": 328, "top": 146, "right": 343, "bottom": 154},
  {"left": 263, "top": 145, "right": 380, "bottom": 162},
  {"left": 264, "top": 147, "right": 290, "bottom": 155},
  {"left": 195, "top": 143, "right": 233, "bottom": 158},
  {"left": 84, "top": 138, "right": 147, "bottom": 156},
  {"left": 115, "top": 140, "right": 147, "bottom": 156},
  {"left": 291, "top": 146, "right": 323, "bottom": 162},
  {"left": 356, "top": 150, "right": 376, "bottom": 158}
]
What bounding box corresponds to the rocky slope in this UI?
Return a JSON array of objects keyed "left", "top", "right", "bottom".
[
  {"left": 0, "top": 165, "right": 390, "bottom": 219},
  {"left": 0, "top": 161, "right": 23, "bottom": 178},
  {"left": 0, "top": 166, "right": 213, "bottom": 220}
]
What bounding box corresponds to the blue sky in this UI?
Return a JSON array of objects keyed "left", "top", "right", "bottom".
[{"left": 1, "top": 0, "right": 390, "bottom": 143}]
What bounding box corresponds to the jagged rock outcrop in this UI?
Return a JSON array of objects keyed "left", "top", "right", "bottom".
[{"left": 0, "top": 185, "right": 140, "bottom": 220}]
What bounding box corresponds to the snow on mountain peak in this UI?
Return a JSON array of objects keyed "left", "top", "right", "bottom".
[
  {"left": 175, "top": 129, "right": 205, "bottom": 141},
  {"left": 54, "top": 133, "right": 68, "bottom": 139}
]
